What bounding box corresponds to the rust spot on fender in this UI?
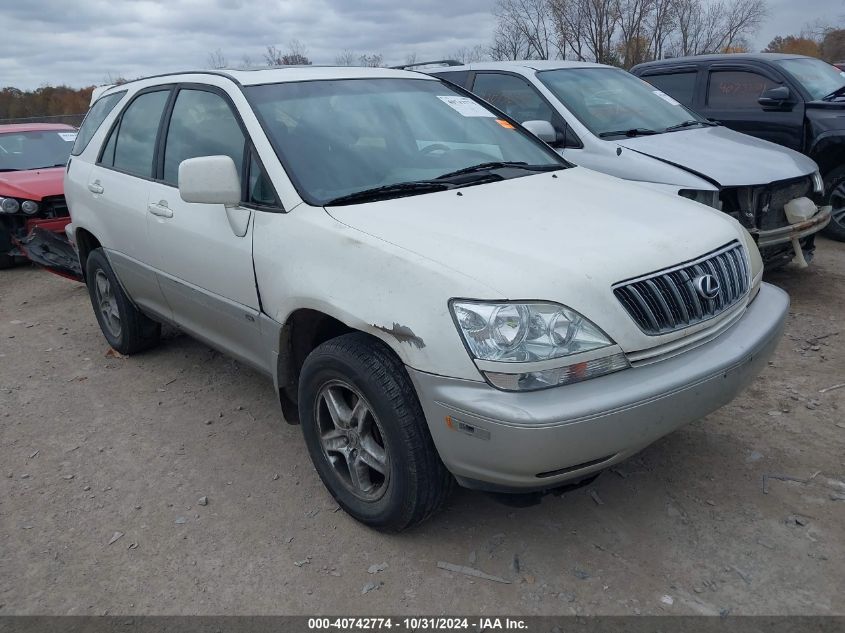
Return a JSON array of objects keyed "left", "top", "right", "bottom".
[{"left": 373, "top": 323, "right": 426, "bottom": 349}]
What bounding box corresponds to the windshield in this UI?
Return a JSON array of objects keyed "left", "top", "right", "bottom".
[
  {"left": 245, "top": 78, "right": 565, "bottom": 205},
  {"left": 773, "top": 57, "right": 845, "bottom": 100},
  {"left": 0, "top": 129, "right": 76, "bottom": 171},
  {"left": 536, "top": 67, "right": 707, "bottom": 138}
]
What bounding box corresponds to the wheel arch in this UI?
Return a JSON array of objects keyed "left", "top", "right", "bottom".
[{"left": 74, "top": 226, "right": 102, "bottom": 283}]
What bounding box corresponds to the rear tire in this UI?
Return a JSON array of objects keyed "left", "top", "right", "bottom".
[
  {"left": 85, "top": 248, "right": 160, "bottom": 354},
  {"left": 298, "top": 332, "right": 452, "bottom": 531},
  {"left": 822, "top": 165, "right": 845, "bottom": 242}
]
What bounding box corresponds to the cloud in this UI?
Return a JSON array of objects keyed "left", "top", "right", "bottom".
[{"left": 0, "top": 0, "right": 496, "bottom": 89}]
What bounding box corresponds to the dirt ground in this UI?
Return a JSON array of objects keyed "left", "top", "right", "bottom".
[{"left": 1, "top": 238, "right": 843, "bottom": 616}]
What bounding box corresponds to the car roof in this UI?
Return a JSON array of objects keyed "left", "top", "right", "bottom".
[
  {"left": 633, "top": 52, "right": 810, "bottom": 70},
  {"left": 0, "top": 123, "right": 77, "bottom": 133},
  {"left": 101, "top": 66, "right": 437, "bottom": 96},
  {"left": 434, "top": 60, "right": 610, "bottom": 72}
]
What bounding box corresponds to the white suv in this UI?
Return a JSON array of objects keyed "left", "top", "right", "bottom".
[{"left": 65, "top": 66, "right": 788, "bottom": 530}]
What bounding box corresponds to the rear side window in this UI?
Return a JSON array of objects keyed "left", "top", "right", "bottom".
[
  {"left": 707, "top": 70, "right": 777, "bottom": 109},
  {"left": 101, "top": 90, "right": 170, "bottom": 178},
  {"left": 642, "top": 73, "right": 696, "bottom": 106},
  {"left": 71, "top": 91, "right": 126, "bottom": 156},
  {"left": 162, "top": 89, "right": 245, "bottom": 185}
]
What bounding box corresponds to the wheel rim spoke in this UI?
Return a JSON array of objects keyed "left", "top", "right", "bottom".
[
  {"left": 94, "top": 271, "right": 121, "bottom": 338},
  {"left": 322, "top": 386, "right": 352, "bottom": 429},
  {"left": 315, "top": 379, "right": 389, "bottom": 501},
  {"left": 320, "top": 428, "right": 348, "bottom": 452}
]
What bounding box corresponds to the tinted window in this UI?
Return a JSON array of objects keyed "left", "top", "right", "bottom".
[
  {"left": 163, "top": 89, "right": 245, "bottom": 186},
  {"left": 72, "top": 91, "right": 125, "bottom": 156},
  {"left": 472, "top": 73, "right": 554, "bottom": 124},
  {"left": 642, "top": 72, "right": 696, "bottom": 106},
  {"left": 707, "top": 71, "right": 776, "bottom": 109},
  {"left": 106, "top": 90, "right": 169, "bottom": 177},
  {"left": 430, "top": 71, "right": 470, "bottom": 88}
]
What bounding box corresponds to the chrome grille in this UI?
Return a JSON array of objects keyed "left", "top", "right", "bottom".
[{"left": 614, "top": 242, "right": 749, "bottom": 336}]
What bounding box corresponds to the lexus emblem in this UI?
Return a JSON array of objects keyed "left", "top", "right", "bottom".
[{"left": 694, "top": 274, "right": 721, "bottom": 300}]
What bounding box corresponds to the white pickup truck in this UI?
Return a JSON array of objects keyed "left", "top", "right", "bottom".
[{"left": 64, "top": 66, "right": 788, "bottom": 530}]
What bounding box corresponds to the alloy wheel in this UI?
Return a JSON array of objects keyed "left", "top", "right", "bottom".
[{"left": 94, "top": 270, "right": 122, "bottom": 339}]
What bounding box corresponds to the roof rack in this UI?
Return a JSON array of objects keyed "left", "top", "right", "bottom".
[{"left": 391, "top": 60, "right": 462, "bottom": 70}]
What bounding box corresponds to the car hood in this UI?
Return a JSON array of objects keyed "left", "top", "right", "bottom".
[
  {"left": 325, "top": 167, "right": 743, "bottom": 343},
  {"left": 0, "top": 167, "right": 64, "bottom": 200},
  {"left": 616, "top": 126, "right": 818, "bottom": 187}
]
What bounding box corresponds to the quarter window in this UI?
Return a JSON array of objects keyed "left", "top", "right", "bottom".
[
  {"left": 163, "top": 89, "right": 245, "bottom": 186},
  {"left": 707, "top": 70, "right": 777, "bottom": 109},
  {"left": 72, "top": 91, "right": 126, "bottom": 156},
  {"left": 471, "top": 73, "right": 555, "bottom": 125},
  {"left": 102, "top": 90, "right": 169, "bottom": 177},
  {"left": 642, "top": 73, "right": 696, "bottom": 106}
]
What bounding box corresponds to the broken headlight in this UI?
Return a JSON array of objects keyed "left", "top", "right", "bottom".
[
  {"left": 450, "top": 301, "right": 629, "bottom": 391},
  {"left": 679, "top": 189, "right": 721, "bottom": 210},
  {"left": 21, "top": 200, "right": 39, "bottom": 215}
]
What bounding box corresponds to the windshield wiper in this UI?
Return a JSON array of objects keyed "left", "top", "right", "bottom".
[
  {"left": 822, "top": 85, "right": 845, "bottom": 101},
  {"left": 435, "top": 161, "right": 561, "bottom": 181},
  {"left": 663, "top": 120, "right": 716, "bottom": 132},
  {"left": 598, "top": 128, "right": 661, "bottom": 138},
  {"left": 324, "top": 181, "right": 450, "bottom": 206}
]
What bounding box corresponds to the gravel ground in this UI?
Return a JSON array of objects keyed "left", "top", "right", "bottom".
[{"left": 1, "top": 238, "right": 843, "bottom": 616}]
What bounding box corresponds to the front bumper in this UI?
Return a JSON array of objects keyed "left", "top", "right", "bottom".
[
  {"left": 409, "top": 283, "right": 788, "bottom": 493},
  {"left": 755, "top": 205, "right": 831, "bottom": 248}
]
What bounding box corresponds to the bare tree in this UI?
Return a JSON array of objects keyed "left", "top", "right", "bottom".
[
  {"left": 451, "top": 45, "right": 488, "bottom": 63},
  {"left": 335, "top": 49, "right": 357, "bottom": 66},
  {"left": 264, "top": 40, "right": 312, "bottom": 66},
  {"left": 490, "top": 18, "right": 532, "bottom": 59},
  {"left": 405, "top": 52, "right": 419, "bottom": 66},
  {"left": 358, "top": 53, "right": 385, "bottom": 67},
  {"left": 207, "top": 48, "right": 227, "bottom": 69},
  {"left": 494, "top": 0, "right": 560, "bottom": 59},
  {"left": 616, "top": 0, "right": 654, "bottom": 67}
]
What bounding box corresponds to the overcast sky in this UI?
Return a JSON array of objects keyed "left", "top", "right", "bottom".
[{"left": 0, "top": 0, "right": 837, "bottom": 91}]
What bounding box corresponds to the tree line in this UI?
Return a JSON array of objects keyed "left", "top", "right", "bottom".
[{"left": 0, "top": 85, "right": 93, "bottom": 123}]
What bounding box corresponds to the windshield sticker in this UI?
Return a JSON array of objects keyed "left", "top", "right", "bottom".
[
  {"left": 653, "top": 90, "right": 681, "bottom": 106},
  {"left": 57, "top": 132, "right": 78, "bottom": 142},
  {"left": 495, "top": 119, "right": 515, "bottom": 129},
  {"left": 437, "top": 95, "right": 496, "bottom": 117}
]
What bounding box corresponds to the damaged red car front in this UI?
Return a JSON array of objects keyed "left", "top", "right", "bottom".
[{"left": 0, "top": 123, "right": 81, "bottom": 279}]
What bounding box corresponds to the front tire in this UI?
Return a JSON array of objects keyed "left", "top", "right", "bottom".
[
  {"left": 823, "top": 166, "right": 845, "bottom": 242},
  {"left": 298, "top": 333, "right": 452, "bottom": 531},
  {"left": 85, "top": 248, "right": 160, "bottom": 354}
]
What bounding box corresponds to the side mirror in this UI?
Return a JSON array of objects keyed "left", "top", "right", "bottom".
[
  {"left": 757, "top": 85, "right": 791, "bottom": 109},
  {"left": 521, "top": 120, "right": 557, "bottom": 144},
  {"left": 178, "top": 155, "right": 241, "bottom": 207}
]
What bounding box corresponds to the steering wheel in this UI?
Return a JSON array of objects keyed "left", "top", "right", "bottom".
[{"left": 420, "top": 143, "right": 452, "bottom": 155}]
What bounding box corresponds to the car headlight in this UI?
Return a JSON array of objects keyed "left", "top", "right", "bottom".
[
  {"left": 450, "top": 301, "right": 629, "bottom": 391},
  {"left": 679, "top": 189, "right": 722, "bottom": 210},
  {"left": 739, "top": 228, "right": 763, "bottom": 301},
  {"left": 0, "top": 197, "right": 20, "bottom": 213},
  {"left": 811, "top": 171, "right": 823, "bottom": 194},
  {"left": 21, "top": 200, "right": 39, "bottom": 215}
]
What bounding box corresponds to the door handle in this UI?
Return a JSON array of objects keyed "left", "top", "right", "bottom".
[
  {"left": 88, "top": 182, "right": 104, "bottom": 194},
  {"left": 148, "top": 201, "right": 173, "bottom": 218}
]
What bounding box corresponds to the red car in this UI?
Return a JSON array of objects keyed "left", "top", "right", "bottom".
[{"left": 0, "top": 122, "right": 81, "bottom": 278}]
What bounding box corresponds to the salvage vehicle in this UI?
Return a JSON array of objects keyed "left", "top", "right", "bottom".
[
  {"left": 417, "top": 60, "right": 830, "bottom": 268},
  {"left": 632, "top": 53, "right": 845, "bottom": 242},
  {"left": 65, "top": 67, "right": 788, "bottom": 530},
  {"left": 0, "top": 123, "right": 80, "bottom": 275}
]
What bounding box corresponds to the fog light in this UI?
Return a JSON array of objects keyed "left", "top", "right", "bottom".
[
  {"left": 0, "top": 197, "right": 19, "bottom": 213},
  {"left": 21, "top": 200, "right": 39, "bottom": 215}
]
